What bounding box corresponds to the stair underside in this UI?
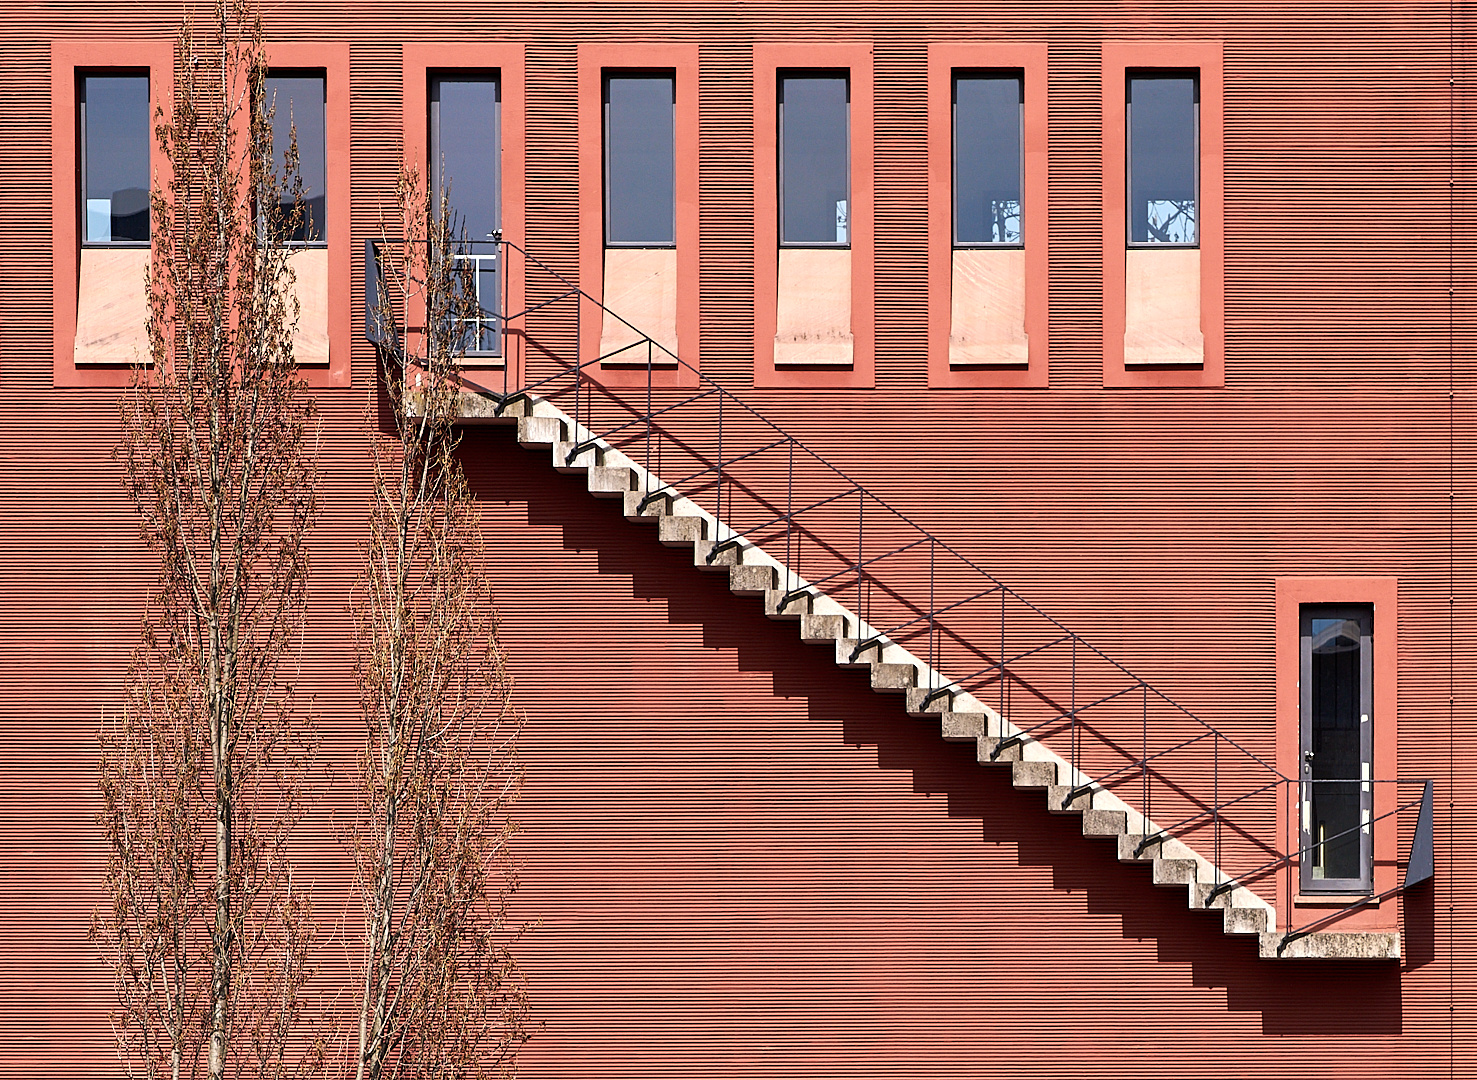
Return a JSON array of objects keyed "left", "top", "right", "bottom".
[{"left": 477, "top": 391, "right": 1401, "bottom": 963}]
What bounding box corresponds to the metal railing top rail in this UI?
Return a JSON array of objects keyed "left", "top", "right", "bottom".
[
  {"left": 369, "top": 236, "right": 1437, "bottom": 925},
  {"left": 367, "top": 234, "right": 1282, "bottom": 779}
]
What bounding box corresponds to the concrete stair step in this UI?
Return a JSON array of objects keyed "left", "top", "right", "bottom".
[
  {"left": 977, "top": 737, "right": 1022, "bottom": 764},
  {"left": 728, "top": 564, "right": 774, "bottom": 597},
  {"left": 1222, "top": 906, "right": 1270, "bottom": 936},
  {"left": 800, "top": 613, "right": 846, "bottom": 643},
  {"left": 553, "top": 440, "right": 599, "bottom": 473},
  {"left": 1151, "top": 858, "right": 1200, "bottom": 887},
  {"left": 516, "top": 415, "right": 564, "bottom": 448},
  {"left": 764, "top": 588, "right": 812, "bottom": 620},
  {"left": 1011, "top": 760, "right": 1057, "bottom": 789},
  {"left": 692, "top": 539, "right": 741, "bottom": 571},
  {"left": 658, "top": 515, "right": 706, "bottom": 547},
  {"left": 905, "top": 685, "right": 955, "bottom": 716},
  {"left": 1081, "top": 808, "right": 1128, "bottom": 838},
  {"left": 623, "top": 489, "right": 671, "bottom": 521},
  {"left": 1259, "top": 930, "right": 1399, "bottom": 961},
  {"left": 939, "top": 711, "right": 986, "bottom": 742},
  {"left": 588, "top": 465, "right": 634, "bottom": 499},
  {"left": 869, "top": 662, "right": 917, "bottom": 693},
  {"left": 1047, "top": 784, "right": 1095, "bottom": 814},
  {"left": 1117, "top": 832, "right": 1163, "bottom": 864},
  {"left": 834, "top": 637, "right": 882, "bottom": 669}
]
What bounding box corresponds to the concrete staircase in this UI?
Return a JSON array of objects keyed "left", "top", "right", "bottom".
[{"left": 478, "top": 392, "right": 1401, "bottom": 962}]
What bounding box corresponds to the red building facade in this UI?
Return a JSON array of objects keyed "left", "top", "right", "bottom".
[{"left": 2, "top": 0, "right": 1475, "bottom": 1075}]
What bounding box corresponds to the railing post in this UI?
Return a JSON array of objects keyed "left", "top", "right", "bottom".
[
  {"left": 1213, "top": 736, "right": 1220, "bottom": 891},
  {"left": 786, "top": 437, "right": 796, "bottom": 597},
  {"left": 999, "top": 588, "right": 1006, "bottom": 721},
  {"left": 855, "top": 488, "right": 864, "bottom": 624},
  {"left": 928, "top": 541, "right": 936, "bottom": 696},
  {"left": 1142, "top": 683, "right": 1149, "bottom": 839},
  {"left": 1071, "top": 636, "right": 1078, "bottom": 780},
  {"left": 644, "top": 334, "right": 654, "bottom": 497}
]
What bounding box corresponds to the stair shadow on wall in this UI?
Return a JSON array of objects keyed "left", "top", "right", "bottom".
[{"left": 467, "top": 436, "right": 1405, "bottom": 1038}]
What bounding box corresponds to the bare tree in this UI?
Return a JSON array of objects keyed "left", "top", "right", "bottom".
[
  {"left": 95, "top": 4, "right": 321, "bottom": 1079},
  {"left": 348, "top": 168, "right": 529, "bottom": 1080}
]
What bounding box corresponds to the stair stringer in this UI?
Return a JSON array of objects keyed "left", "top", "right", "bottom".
[{"left": 488, "top": 392, "right": 1409, "bottom": 961}]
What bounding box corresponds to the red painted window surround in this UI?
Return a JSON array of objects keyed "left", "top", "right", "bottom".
[
  {"left": 926, "top": 42, "right": 1049, "bottom": 390},
  {"left": 267, "top": 42, "right": 351, "bottom": 388},
  {"left": 752, "top": 41, "right": 874, "bottom": 390},
  {"left": 51, "top": 39, "right": 173, "bottom": 389},
  {"left": 402, "top": 44, "right": 526, "bottom": 388},
  {"left": 52, "top": 42, "right": 351, "bottom": 388},
  {"left": 1101, "top": 40, "right": 1224, "bottom": 390},
  {"left": 578, "top": 43, "right": 700, "bottom": 390},
  {"left": 1274, "top": 577, "right": 1399, "bottom": 935}
]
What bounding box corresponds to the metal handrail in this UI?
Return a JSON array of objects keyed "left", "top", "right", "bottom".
[{"left": 367, "top": 236, "right": 1435, "bottom": 920}]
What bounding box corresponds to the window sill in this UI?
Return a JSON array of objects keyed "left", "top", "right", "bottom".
[{"left": 1295, "top": 892, "right": 1378, "bottom": 908}]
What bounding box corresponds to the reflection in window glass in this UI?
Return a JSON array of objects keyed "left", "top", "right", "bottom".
[
  {"left": 264, "top": 73, "right": 326, "bottom": 243},
  {"left": 1128, "top": 75, "right": 1197, "bottom": 245},
  {"left": 81, "top": 75, "right": 150, "bottom": 244},
  {"left": 604, "top": 74, "right": 675, "bottom": 247},
  {"left": 779, "top": 73, "right": 849, "bottom": 246},
  {"left": 953, "top": 73, "right": 1022, "bottom": 246},
  {"left": 431, "top": 75, "right": 501, "bottom": 353}
]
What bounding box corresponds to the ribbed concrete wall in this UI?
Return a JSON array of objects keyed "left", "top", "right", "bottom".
[{"left": 0, "top": 0, "right": 1473, "bottom": 1076}]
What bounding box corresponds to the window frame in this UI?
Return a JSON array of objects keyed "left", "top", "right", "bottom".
[
  {"left": 1298, "top": 604, "right": 1375, "bottom": 894},
  {"left": 404, "top": 45, "right": 526, "bottom": 379},
  {"left": 602, "top": 70, "right": 677, "bottom": 250},
  {"left": 951, "top": 70, "right": 1024, "bottom": 250},
  {"left": 753, "top": 40, "right": 874, "bottom": 390},
  {"left": 78, "top": 70, "right": 153, "bottom": 250},
  {"left": 52, "top": 39, "right": 173, "bottom": 387},
  {"left": 777, "top": 70, "right": 851, "bottom": 250},
  {"left": 927, "top": 42, "right": 1048, "bottom": 389},
  {"left": 260, "top": 68, "right": 329, "bottom": 249},
  {"left": 262, "top": 42, "right": 350, "bottom": 387},
  {"left": 577, "top": 43, "right": 700, "bottom": 389},
  {"left": 1275, "top": 578, "right": 1398, "bottom": 929},
  {"left": 1126, "top": 70, "right": 1200, "bottom": 250},
  {"left": 1101, "top": 41, "right": 1223, "bottom": 390},
  {"left": 428, "top": 71, "right": 505, "bottom": 360}
]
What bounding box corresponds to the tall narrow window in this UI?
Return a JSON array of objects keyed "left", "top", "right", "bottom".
[
  {"left": 953, "top": 72, "right": 1022, "bottom": 246},
  {"left": 779, "top": 73, "right": 849, "bottom": 246},
  {"left": 1300, "top": 606, "right": 1374, "bottom": 893},
  {"left": 263, "top": 72, "right": 326, "bottom": 244},
  {"left": 604, "top": 73, "right": 674, "bottom": 247},
  {"left": 1128, "top": 73, "right": 1198, "bottom": 245},
  {"left": 79, "top": 74, "right": 150, "bottom": 245},
  {"left": 431, "top": 74, "right": 501, "bottom": 354}
]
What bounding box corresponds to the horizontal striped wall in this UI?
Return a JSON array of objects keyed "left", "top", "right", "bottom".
[{"left": 0, "top": 1, "right": 1473, "bottom": 1077}]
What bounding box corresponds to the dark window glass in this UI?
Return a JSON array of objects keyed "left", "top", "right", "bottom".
[
  {"left": 604, "top": 74, "right": 675, "bottom": 247},
  {"left": 431, "top": 75, "right": 500, "bottom": 240},
  {"left": 264, "top": 73, "right": 326, "bottom": 243},
  {"left": 779, "top": 73, "right": 849, "bottom": 246},
  {"left": 431, "top": 75, "right": 501, "bottom": 354},
  {"left": 81, "top": 74, "right": 150, "bottom": 244},
  {"left": 953, "top": 73, "right": 1022, "bottom": 246},
  {"left": 1128, "top": 74, "right": 1197, "bottom": 245},
  {"left": 1300, "top": 606, "right": 1373, "bottom": 893}
]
